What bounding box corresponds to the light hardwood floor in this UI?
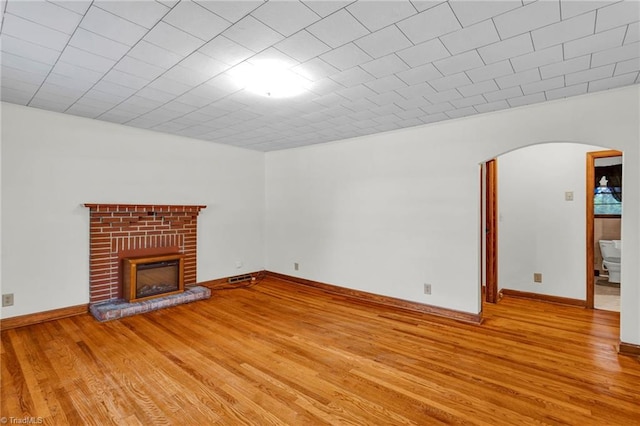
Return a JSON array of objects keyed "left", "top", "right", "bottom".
[{"left": 2, "top": 277, "right": 639, "bottom": 425}]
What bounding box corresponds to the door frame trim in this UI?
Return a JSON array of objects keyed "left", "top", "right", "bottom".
[
  {"left": 485, "top": 159, "right": 498, "bottom": 304},
  {"left": 586, "top": 149, "right": 622, "bottom": 309}
]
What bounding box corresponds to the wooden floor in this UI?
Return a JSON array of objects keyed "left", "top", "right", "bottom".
[{"left": 2, "top": 277, "right": 639, "bottom": 425}]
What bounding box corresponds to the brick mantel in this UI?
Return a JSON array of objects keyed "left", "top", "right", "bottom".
[{"left": 85, "top": 203, "right": 206, "bottom": 304}]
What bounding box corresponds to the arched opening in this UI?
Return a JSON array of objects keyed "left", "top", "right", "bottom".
[{"left": 481, "top": 142, "right": 624, "bottom": 316}]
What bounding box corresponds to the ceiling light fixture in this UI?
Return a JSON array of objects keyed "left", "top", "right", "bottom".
[{"left": 231, "top": 60, "right": 309, "bottom": 99}]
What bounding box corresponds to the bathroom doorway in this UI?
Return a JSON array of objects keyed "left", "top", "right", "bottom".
[{"left": 586, "top": 150, "right": 622, "bottom": 311}]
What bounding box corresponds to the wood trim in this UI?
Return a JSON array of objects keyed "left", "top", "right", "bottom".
[
  {"left": 619, "top": 341, "right": 640, "bottom": 357},
  {"left": 500, "top": 288, "right": 586, "bottom": 307},
  {"left": 0, "top": 304, "right": 89, "bottom": 331},
  {"left": 266, "top": 271, "right": 483, "bottom": 324},
  {"left": 586, "top": 150, "right": 623, "bottom": 309},
  {"left": 485, "top": 159, "right": 498, "bottom": 304}
]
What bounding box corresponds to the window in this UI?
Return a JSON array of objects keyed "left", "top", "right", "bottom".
[{"left": 594, "top": 185, "right": 622, "bottom": 215}]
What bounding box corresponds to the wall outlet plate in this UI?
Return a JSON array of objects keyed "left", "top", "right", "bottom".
[
  {"left": 2, "top": 293, "right": 14, "bottom": 307},
  {"left": 294, "top": 262, "right": 299, "bottom": 271},
  {"left": 533, "top": 273, "right": 542, "bottom": 283},
  {"left": 424, "top": 283, "right": 432, "bottom": 295}
]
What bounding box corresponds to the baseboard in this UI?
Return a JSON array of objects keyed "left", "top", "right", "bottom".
[
  {"left": 266, "top": 271, "right": 483, "bottom": 324},
  {"left": 1, "top": 304, "right": 89, "bottom": 331},
  {"left": 500, "top": 289, "right": 586, "bottom": 307},
  {"left": 619, "top": 341, "right": 640, "bottom": 357}
]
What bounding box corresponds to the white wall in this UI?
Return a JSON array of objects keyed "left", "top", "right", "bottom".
[
  {"left": 497, "top": 143, "right": 607, "bottom": 299},
  {"left": 0, "top": 103, "right": 265, "bottom": 318},
  {"left": 265, "top": 86, "right": 640, "bottom": 345}
]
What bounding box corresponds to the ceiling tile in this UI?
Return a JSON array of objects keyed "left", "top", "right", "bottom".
[
  {"left": 128, "top": 41, "right": 182, "bottom": 69},
  {"left": 466, "top": 60, "right": 513, "bottom": 82},
  {"left": 320, "top": 43, "right": 372, "bottom": 71},
  {"left": 440, "top": 20, "right": 500, "bottom": 55},
  {"left": 615, "top": 57, "right": 640, "bottom": 75},
  {"left": 275, "top": 30, "right": 331, "bottom": 63},
  {"left": 448, "top": 0, "right": 521, "bottom": 27},
  {"left": 423, "top": 101, "right": 454, "bottom": 114},
  {"left": 51, "top": 61, "right": 103, "bottom": 84},
  {"left": 396, "top": 39, "right": 450, "bottom": 67},
  {"left": 308, "top": 78, "right": 345, "bottom": 96},
  {"left": 591, "top": 42, "right": 640, "bottom": 67},
  {"left": 395, "top": 82, "right": 436, "bottom": 99},
  {"left": 410, "top": 0, "right": 447, "bottom": 13},
  {"left": 293, "top": 58, "right": 339, "bottom": 81},
  {"left": 531, "top": 11, "right": 595, "bottom": 50},
  {"left": 595, "top": 1, "right": 640, "bottom": 33},
  {"left": 1, "top": 34, "right": 60, "bottom": 65},
  {"left": 195, "top": 1, "right": 264, "bottom": 23},
  {"left": 396, "top": 2, "right": 460, "bottom": 45},
  {"left": 163, "top": 1, "right": 231, "bottom": 41},
  {"left": 361, "top": 54, "right": 410, "bottom": 78},
  {"left": 49, "top": 1, "right": 92, "bottom": 15},
  {"left": 144, "top": 22, "right": 204, "bottom": 56},
  {"left": 114, "top": 56, "right": 166, "bottom": 80},
  {"left": 540, "top": 55, "right": 591, "bottom": 79},
  {"left": 69, "top": 28, "right": 131, "bottom": 62},
  {"left": 59, "top": 46, "right": 116, "bottom": 73},
  {"left": 198, "top": 36, "right": 254, "bottom": 66},
  {"left": 395, "top": 62, "right": 441, "bottom": 85},
  {"left": 565, "top": 64, "right": 615, "bottom": 86},
  {"left": 394, "top": 96, "right": 429, "bottom": 110},
  {"left": 136, "top": 86, "right": 177, "bottom": 103},
  {"left": 93, "top": 1, "right": 169, "bottom": 29},
  {"left": 495, "top": 68, "right": 540, "bottom": 89},
  {"left": 252, "top": 1, "right": 320, "bottom": 37},
  {"left": 364, "top": 75, "right": 407, "bottom": 94},
  {"left": 493, "top": 1, "right": 559, "bottom": 40},
  {"left": 458, "top": 79, "right": 499, "bottom": 97},
  {"left": 565, "top": 26, "right": 626, "bottom": 59},
  {"left": 103, "top": 69, "right": 150, "bottom": 90},
  {"left": 223, "top": 16, "right": 284, "bottom": 52},
  {"left": 426, "top": 88, "right": 462, "bottom": 103},
  {"left": 429, "top": 72, "right": 471, "bottom": 91},
  {"left": 355, "top": 25, "right": 412, "bottom": 59},
  {"left": 589, "top": 72, "right": 639, "bottom": 92},
  {"left": 560, "top": 0, "right": 610, "bottom": 20},
  {"left": 330, "top": 67, "right": 375, "bottom": 87},
  {"left": 546, "top": 83, "right": 588, "bottom": 100},
  {"left": 507, "top": 92, "right": 545, "bottom": 108},
  {"left": 306, "top": 9, "right": 369, "bottom": 48},
  {"left": 80, "top": 6, "right": 148, "bottom": 46},
  {"left": 625, "top": 22, "right": 640, "bottom": 44},
  {"left": 163, "top": 65, "right": 212, "bottom": 86},
  {"left": 478, "top": 34, "right": 533, "bottom": 64},
  {"left": 301, "top": 0, "right": 352, "bottom": 17},
  {"left": 434, "top": 50, "right": 484, "bottom": 76},
  {"left": 146, "top": 75, "right": 192, "bottom": 95},
  {"left": 346, "top": 0, "right": 416, "bottom": 32},
  {"left": 2, "top": 13, "right": 70, "bottom": 51},
  {"left": 180, "top": 52, "right": 229, "bottom": 77},
  {"left": 446, "top": 106, "right": 477, "bottom": 119},
  {"left": 483, "top": 86, "right": 522, "bottom": 102},
  {"left": 521, "top": 76, "right": 564, "bottom": 95},
  {"left": 509, "top": 45, "right": 563, "bottom": 72},
  {"left": 475, "top": 99, "right": 509, "bottom": 113},
  {"left": 6, "top": 0, "right": 82, "bottom": 34}
]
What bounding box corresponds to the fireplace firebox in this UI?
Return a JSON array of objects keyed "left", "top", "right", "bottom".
[{"left": 123, "top": 254, "right": 185, "bottom": 302}]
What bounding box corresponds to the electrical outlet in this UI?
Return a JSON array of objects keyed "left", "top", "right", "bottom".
[
  {"left": 424, "top": 283, "right": 432, "bottom": 295},
  {"left": 533, "top": 273, "right": 542, "bottom": 283},
  {"left": 294, "top": 262, "right": 299, "bottom": 271},
  {"left": 2, "top": 293, "right": 14, "bottom": 307},
  {"left": 565, "top": 191, "right": 574, "bottom": 201}
]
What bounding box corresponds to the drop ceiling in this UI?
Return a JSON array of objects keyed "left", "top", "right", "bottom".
[{"left": 1, "top": 0, "right": 639, "bottom": 152}]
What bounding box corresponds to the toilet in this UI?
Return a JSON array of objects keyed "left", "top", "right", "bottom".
[{"left": 599, "top": 240, "right": 621, "bottom": 283}]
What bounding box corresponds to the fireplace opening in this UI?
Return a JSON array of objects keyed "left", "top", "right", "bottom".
[{"left": 123, "top": 254, "right": 185, "bottom": 302}]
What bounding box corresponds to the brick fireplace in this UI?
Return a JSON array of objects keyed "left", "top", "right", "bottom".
[{"left": 84, "top": 204, "right": 206, "bottom": 304}]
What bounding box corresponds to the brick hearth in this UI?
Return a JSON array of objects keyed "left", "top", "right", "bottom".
[{"left": 85, "top": 204, "right": 206, "bottom": 304}]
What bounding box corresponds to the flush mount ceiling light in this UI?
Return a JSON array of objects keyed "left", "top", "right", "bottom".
[{"left": 230, "top": 60, "right": 309, "bottom": 99}]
